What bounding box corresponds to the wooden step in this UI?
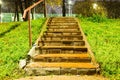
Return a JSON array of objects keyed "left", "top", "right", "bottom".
[
  {"left": 50, "top": 18, "right": 75, "bottom": 20},
  {"left": 49, "top": 21, "right": 76, "bottom": 22},
  {"left": 32, "top": 54, "right": 91, "bottom": 62},
  {"left": 49, "top": 21, "right": 77, "bottom": 23},
  {"left": 49, "top": 17, "right": 75, "bottom": 20},
  {"left": 39, "top": 40, "right": 84, "bottom": 42},
  {"left": 47, "top": 20, "right": 78, "bottom": 26},
  {"left": 48, "top": 22, "right": 77, "bottom": 25},
  {"left": 47, "top": 29, "right": 79, "bottom": 32},
  {"left": 41, "top": 37, "right": 83, "bottom": 41},
  {"left": 42, "top": 35, "right": 83, "bottom": 41},
  {"left": 33, "top": 58, "right": 91, "bottom": 62},
  {"left": 44, "top": 32, "right": 81, "bottom": 36},
  {"left": 38, "top": 40, "right": 85, "bottom": 46},
  {"left": 47, "top": 24, "right": 78, "bottom": 26},
  {"left": 40, "top": 46, "right": 87, "bottom": 49},
  {"left": 47, "top": 25, "right": 79, "bottom": 28},
  {"left": 26, "top": 62, "right": 96, "bottom": 69},
  {"left": 38, "top": 40, "right": 85, "bottom": 44},
  {"left": 43, "top": 35, "right": 83, "bottom": 37},
  {"left": 50, "top": 19, "right": 76, "bottom": 20},
  {"left": 25, "top": 63, "right": 97, "bottom": 75},
  {"left": 35, "top": 46, "right": 87, "bottom": 54},
  {"left": 45, "top": 30, "right": 81, "bottom": 33},
  {"left": 40, "top": 46, "right": 88, "bottom": 53},
  {"left": 33, "top": 53, "right": 90, "bottom": 58}
]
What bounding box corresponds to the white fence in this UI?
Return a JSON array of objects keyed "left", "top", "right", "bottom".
[{"left": 0, "top": 13, "right": 76, "bottom": 22}]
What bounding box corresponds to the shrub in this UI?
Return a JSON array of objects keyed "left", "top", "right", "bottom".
[{"left": 87, "top": 14, "right": 108, "bottom": 23}]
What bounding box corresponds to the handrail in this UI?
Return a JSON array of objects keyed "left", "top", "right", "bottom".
[
  {"left": 23, "top": 0, "right": 44, "bottom": 19},
  {"left": 22, "top": 0, "right": 46, "bottom": 47}
]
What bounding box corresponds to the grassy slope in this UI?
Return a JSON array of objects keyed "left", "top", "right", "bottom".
[
  {"left": 80, "top": 18, "right": 120, "bottom": 79},
  {"left": 0, "top": 18, "right": 46, "bottom": 80},
  {"left": 0, "top": 17, "right": 119, "bottom": 80}
]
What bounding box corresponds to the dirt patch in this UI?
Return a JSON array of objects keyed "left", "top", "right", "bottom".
[{"left": 16, "top": 75, "right": 108, "bottom": 80}]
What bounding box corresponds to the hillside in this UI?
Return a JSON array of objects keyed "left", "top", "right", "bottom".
[
  {"left": 0, "top": 18, "right": 46, "bottom": 80},
  {"left": 0, "top": 17, "right": 119, "bottom": 80},
  {"left": 80, "top": 17, "right": 120, "bottom": 79}
]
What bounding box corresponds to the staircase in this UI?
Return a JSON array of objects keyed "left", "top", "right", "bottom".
[{"left": 25, "top": 17, "right": 99, "bottom": 75}]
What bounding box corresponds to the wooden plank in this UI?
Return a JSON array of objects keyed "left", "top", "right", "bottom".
[
  {"left": 45, "top": 31, "right": 81, "bottom": 33},
  {"left": 43, "top": 35, "right": 83, "bottom": 37},
  {"left": 47, "top": 26, "right": 79, "bottom": 28},
  {"left": 33, "top": 53, "right": 90, "bottom": 59},
  {"left": 39, "top": 40, "right": 84, "bottom": 42},
  {"left": 41, "top": 46, "right": 87, "bottom": 49},
  {"left": 38, "top": 40, "right": 85, "bottom": 46},
  {"left": 26, "top": 62, "right": 96, "bottom": 69}
]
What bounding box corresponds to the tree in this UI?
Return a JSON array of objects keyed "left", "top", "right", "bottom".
[
  {"left": 62, "top": 0, "right": 66, "bottom": 17},
  {"left": 46, "top": 0, "right": 66, "bottom": 17},
  {"left": 14, "top": 0, "right": 34, "bottom": 21},
  {"left": 14, "top": 0, "right": 66, "bottom": 21}
]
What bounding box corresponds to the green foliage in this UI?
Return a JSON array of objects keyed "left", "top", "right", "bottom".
[
  {"left": 0, "top": 18, "right": 46, "bottom": 80},
  {"left": 87, "top": 14, "right": 108, "bottom": 23},
  {"left": 73, "top": 1, "right": 107, "bottom": 18},
  {"left": 76, "top": 14, "right": 108, "bottom": 23},
  {"left": 80, "top": 18, "right": 120, "bottom": 79}
]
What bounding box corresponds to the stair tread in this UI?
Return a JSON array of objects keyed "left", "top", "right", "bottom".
[
  {"left": 39, "top": 40, "right": 84, "bottom": 42},
  {"left": 33, "top": 53, "right": 90, "bottom": 59},
  {"left": 40, "top": 46, "right": 87, "bottom": 49},
  {"left": 26, "top": 62, "right": 96, "bottom": 69},
  {"left": 46, "top": 31, "right": 81, "bottom": 33},
  {"left": 49, "top": 22, "right": 77, "bottom": 23},
  {"left": 47, "top": 26, "right": 78, "bottom": 27},
  {"left": 43, "top": 35, "right": 82, "bottom": 38}
]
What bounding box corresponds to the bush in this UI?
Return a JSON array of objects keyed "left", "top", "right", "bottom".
[{"left": 87, "top": 14, "right": 108, "bottom": 23}]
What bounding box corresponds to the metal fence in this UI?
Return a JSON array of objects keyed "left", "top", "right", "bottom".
[{"left": 0, "top": 13, "right": 76, "bottom": 22}]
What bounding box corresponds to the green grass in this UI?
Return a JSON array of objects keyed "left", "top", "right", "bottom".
[
  {"left": 0, "top": 16, "right": 120, "bottom": 80},
  {"left": 80, "top": 17, "right": 120, "bottom": 80},
  {"left": 0, "top": 18, "right": 46, "bottom": 80}
]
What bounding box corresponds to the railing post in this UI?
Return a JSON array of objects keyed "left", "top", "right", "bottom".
[
  {"left": 28, "top": 10, "right": 32, "bottom": 47},
  {"left": 22, "top": 0, "right": 44, "bottom": 47}
]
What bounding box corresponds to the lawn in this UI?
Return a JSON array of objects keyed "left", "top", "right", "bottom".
[
  {"left": 80, "top": 17, "right": 120, "bottom": 79},
  {"left": 0, "top": 16, "right": 119, "bottom": 80},
  {"left": 0, "top": 18, "right": 46, "bottom": 80}
]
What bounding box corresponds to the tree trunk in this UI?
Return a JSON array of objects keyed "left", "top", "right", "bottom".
[
  {"left": 14, "top": 0, "right": 19, "bottom": 21},
  {"left": 18, "top": 0, "right": 24, "bottom": 15},
  {"left": 62, "top": 0, "right": 66, "bottom": 17},
  {"left": 44, "top": 0, "right": 47, "bottom": 17}
]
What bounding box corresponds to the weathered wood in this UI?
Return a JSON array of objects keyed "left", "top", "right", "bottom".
[
  {"left": 25, "top": 17, "right": 99, "bottom": 75},
  {"left": 26, "top": 62, "right": 96, "bottom": 68}
]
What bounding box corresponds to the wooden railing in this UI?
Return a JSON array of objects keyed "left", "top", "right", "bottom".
[{"left": 22, "top": 0, "right": 46, "bottom": 47}]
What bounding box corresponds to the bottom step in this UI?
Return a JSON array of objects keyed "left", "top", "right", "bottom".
[
  {"left": 25, "top": 62, "right": 97, "bottom": 75},
  {"left": 26, "top": 62, "right": 96, "bottom": 68}
]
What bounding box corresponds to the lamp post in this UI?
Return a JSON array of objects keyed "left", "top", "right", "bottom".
[
  {"left": 93, "top": 3, "right": 98, "bottom": 10},
  {"left": 0, "top": 0, "right": 2, "bottom": 23},
  {"left": 68, "top": 0, "right": 72, "bottom": 16}
]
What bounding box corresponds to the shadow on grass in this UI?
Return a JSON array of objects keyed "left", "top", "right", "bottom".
[{"left": 0, "top": 24, "right": 20, "bottom": 37}]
